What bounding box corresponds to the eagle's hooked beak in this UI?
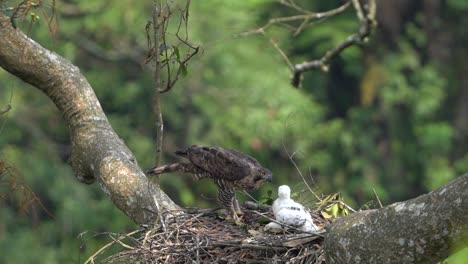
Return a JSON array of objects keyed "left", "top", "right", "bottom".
[
  {"left": 263, "top": 168, "right": 273, "bottom": 183},
  {"left": 265, "top": 173, "right": 273, "bottom": 183}
]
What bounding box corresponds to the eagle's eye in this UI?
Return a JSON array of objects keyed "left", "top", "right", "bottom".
[{"left": 260, "top": 171, "right": 265, "bottom": 176}]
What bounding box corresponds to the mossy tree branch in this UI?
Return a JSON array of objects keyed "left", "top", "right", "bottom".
[{"left": 324, "top": 173, "right": 468, "bottom": 263}]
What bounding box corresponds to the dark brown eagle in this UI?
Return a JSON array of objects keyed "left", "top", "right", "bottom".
[{"left": 146, "top": 145, "right": 272, "bottom": 223}]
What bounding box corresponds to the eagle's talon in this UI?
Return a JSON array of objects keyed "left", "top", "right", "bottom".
[
  {"left": 233, "top": 199, "right": 245, "bottom": 216},
  {"left": 226, "top": 213, "right": 243, "bottom": 225}
]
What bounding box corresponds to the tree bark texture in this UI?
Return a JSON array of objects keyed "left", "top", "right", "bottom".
[
  {"left": 324, "top": 173, "right": 468, "bottom": 264},
  {"left": 0, "top": 14, "right": 179, "bottom": 224}
]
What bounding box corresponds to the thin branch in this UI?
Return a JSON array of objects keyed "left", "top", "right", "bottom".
[
  {"left": 152, "top": 0, "right": 164, "bottom": 170},
  {"left": 241, "top": 1, "right": 351, "bottom": 37},
  {"left": 372, "top": 187, "right": 383, "bottom": 208},
  {"left": 158, "top": 4, "right": 198, "bottom": 94},
  {"left": 146, "top": 0, "right": 198, "bottom": 168},
  {"left": 337, "top": 200, "right": 356, "bottom": 213},
  {"left": 152, "top": 193, "right": 167, "bottom": 232},
  {"left": 109, "top": 233, "right": 136, "bottom": 250},
  {"left": 288, "top": 151, "right": 321, "bottom": 202},
  {"left": 0, "top": 104, "right": 12, "bottom": 116},
  {"left": 291, "top": 0, "right": 377, "bottom": 87},
  {"left": 159, "top": 45, "right": 199, "bottom": 93},
  {"left": 280, "top": 0, "right": 310, "bottom": 14},
  {"left": 84, "top": 230, "right": 141, "bottom": 264},
  {"left": 242, "top": 0, "right": 376, "bottom": 87},
  {"left": 210, "top": 242, "right": 288, "bottom": 251},
  {"left": 269, "top": 38, "right": 294, "bottom": 71},
  {"left": 281, "top": 114, "right": 321, "bottom": 202}
]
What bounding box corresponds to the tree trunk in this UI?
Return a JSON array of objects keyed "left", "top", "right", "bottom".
[
  {"left": 0, "top": 14, "right": 179, "bottom": 225},
  {"left": 324, "top": 173, "right": 468, "bottom": 264}
]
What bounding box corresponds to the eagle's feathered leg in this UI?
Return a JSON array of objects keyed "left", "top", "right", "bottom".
[
  {"left": 215, "top": 180, "right": 242, "bottom": 225},
  {"left": 233, "top": 195, "right": 244, "bottom": 216}
]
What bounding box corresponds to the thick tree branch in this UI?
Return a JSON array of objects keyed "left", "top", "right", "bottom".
[
  {"left": 0, "top": 14, "right": 179, "bottom": 224},
  {"left": 324, "top": 173, "right": 468, "bottom": 263}
]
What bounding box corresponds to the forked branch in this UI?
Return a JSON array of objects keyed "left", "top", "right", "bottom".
[
  {"left": 292, "top": 0, "right": 377, "bottom": 87},
  {"left": 244, "top": 0, "right": 377, "bottom": 87}
]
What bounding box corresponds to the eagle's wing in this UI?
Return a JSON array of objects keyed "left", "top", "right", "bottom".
[
  {"left": 226, "top": 148, "right": 262, "bottom": 167},
  {"left": 181, "top": 145, "right": 251, "bottom": 181}
]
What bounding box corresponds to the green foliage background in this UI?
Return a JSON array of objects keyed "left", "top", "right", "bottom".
[{"left": 1, "top": 0, "right": 467, "bottom": 262}]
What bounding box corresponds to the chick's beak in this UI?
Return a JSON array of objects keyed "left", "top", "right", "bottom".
[{"left": 265, "top": 174, "right": 273, "bottom": 183}]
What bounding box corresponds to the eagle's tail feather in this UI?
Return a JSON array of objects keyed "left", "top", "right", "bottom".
[{"left": 145, "top": 163, "right": 193, "bottom": 175}]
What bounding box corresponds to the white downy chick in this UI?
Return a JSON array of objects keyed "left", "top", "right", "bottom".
[{"left": 268, "top": 185, "right": 318, "bottom": 233}]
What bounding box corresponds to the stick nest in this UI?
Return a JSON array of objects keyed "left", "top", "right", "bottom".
[{"left": 100, "top": 202, "right": 330, "bottom": 264}]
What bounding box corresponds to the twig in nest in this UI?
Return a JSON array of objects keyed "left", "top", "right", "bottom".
[
  {"left": 337, "top": 200, "right": 356, "bottom": 213},
  {"left": 83, "top": 229, "right": 141, "bottom": 264},
  {"left": 242, "top": 190, "right": 259, "bottom": 203},
  {"left": 372, "top": 187, "right": 383, "bottom": 208},
  {"left": 243, "top": 200, "right": 271, "bottom": 211},
  {"left": 211, "top": 241, "right": 287, "bottom": 252},
  {"left": 152, "top": 194, "right": 167, "bottom": 232}
]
